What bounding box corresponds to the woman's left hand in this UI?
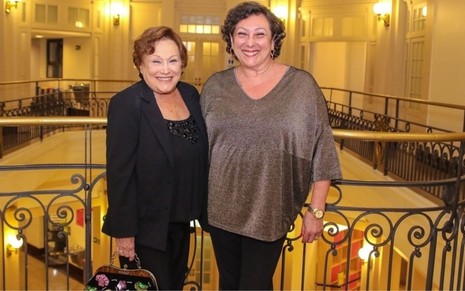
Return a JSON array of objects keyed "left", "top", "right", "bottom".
[
  {"left": 301, "top": 211, "right": 323, "bottom": 243},
  {"left": 115, "top": 237, "right": 136, "bottom": 261}
]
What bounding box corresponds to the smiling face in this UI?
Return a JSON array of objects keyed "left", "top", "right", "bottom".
[
  {"left": 139, "top": 38, "right": 182, "bottom": 95},
  {"left": 231, "top": 14, "right": 274, "bottom": 70}
]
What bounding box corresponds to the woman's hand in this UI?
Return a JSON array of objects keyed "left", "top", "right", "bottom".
[
  {"left": 115, "top": 237, "right": 135, "bottom": 261},
  {"left": 301, "top": 211, "right": 323, "bottom": 243}
]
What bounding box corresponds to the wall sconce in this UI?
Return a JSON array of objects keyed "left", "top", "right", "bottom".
[
  {"left": 5, "top": 0, "right": 19, "bottom": 14},
  {"left": 373, "top": 1, "right": 392, "bottom": 27},
  {"left": 110, "top": 2, "right": 123, "bottom": 26},
  {"left": 113, "top": 14, "right": 120, "bottom": 26},
  {"left": 6, "top": 236, "right": 23, "bottom": 257},
  {"left": 272, "top": 5, "right": 288, "bottom": 23}
]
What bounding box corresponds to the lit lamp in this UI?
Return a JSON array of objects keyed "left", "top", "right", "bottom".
[
  {"left": 5, "top": 0, "right": 19, "bottom": 14},
  {"left": 358, "top": 244, "right": 373, "bottom": 261},
  {"left": 6, "top": 236, "right": 24, "bottom": 257},
  {"left": 110, "top": 2, "right": 123, "bottom": 26},
  {"left": 272, "top": 5, "right": 288, "bottom": 23},
  {"left": 373, "top": 1, "right": 391, "bottom": 27},
  {"left": 113, "top": 14, "right": 120, "bottom": 26}
]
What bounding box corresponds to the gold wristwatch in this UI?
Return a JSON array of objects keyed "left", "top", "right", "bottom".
[{"left": 308, "top": 206, "right": 325, "bottom": 219}]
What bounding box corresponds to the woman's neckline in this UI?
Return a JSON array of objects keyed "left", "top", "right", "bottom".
[{"left": 233, "top": 64, "right": 291, "bottom": 101}]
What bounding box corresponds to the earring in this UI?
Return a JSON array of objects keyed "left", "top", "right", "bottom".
[
  {"left": 270, "top": 50, "right": 275, "bottom": 59},
  {"left": 228, "top": 49, "right": 235, "bottom": 67}
]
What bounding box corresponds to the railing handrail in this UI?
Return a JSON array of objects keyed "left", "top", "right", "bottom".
[
  {"left": 0, "top": 78, "right": 137, "bottom": 86},
  {"left": 321, "top": 86, "right": 465, "bottom": 111},
  {"left": 1, "top": 117, "right": 465, "bottom": 142}
]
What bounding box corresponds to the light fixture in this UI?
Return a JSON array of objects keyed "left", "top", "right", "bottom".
[
  {"left": 110, "top": 2, "right": 123, "bottom": 26},
  {"left": 421, "top": 6, "right": 428, "bottom": 17},
  {"left": 358, "top": 244, "right": 373, "bottom": 261},
  {"left": 6, "top": 236, "right": 23, "bottom": 257},
  {"left": 373, "top": 1, "right": 392, "bottom": 27},
  {"left": 272, "top": 5, "right": 288, "bottom": 22},
  {"left": 113, "top": 14, "right": 120, "bottom": 26},
  {"left": 5, "top": 0, "right": 19, "bottom": 14}
]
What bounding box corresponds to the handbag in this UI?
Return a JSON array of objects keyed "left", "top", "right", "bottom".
[{"left": 84, "top": 252, "right": 158, "bottom": 290}]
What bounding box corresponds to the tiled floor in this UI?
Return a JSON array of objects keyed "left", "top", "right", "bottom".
[{"left": 26, "top": 255, "right": 84, "bottom": 290}]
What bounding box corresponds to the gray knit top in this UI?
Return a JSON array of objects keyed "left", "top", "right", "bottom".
[{"left": 200, "top": 66, "right": 342, "bottom": 242}]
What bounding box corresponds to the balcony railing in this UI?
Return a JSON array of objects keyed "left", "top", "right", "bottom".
[
  {"left": 323, "top": 87, "right": 465, "bottom": 202},
  {"left": 0, "top": 117, "right": 463, "bottom": 290}
]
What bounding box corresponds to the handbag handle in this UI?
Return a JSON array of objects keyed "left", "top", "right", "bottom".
[{"left": 109, "top": 251, "right": 142, "bottom": 269}]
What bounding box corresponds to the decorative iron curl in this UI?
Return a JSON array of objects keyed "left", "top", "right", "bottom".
[
  {"left": 394, "top": 212, "right": 433, "bottom": 248},
  {"left": 70, "top": 173, "right": 88, "bottom": 193},
  {"left": 283, "top": 212, "right": 305, "bottom": 253},
  {"left": 3, "top": 205, "right": 33, "bottom": 231},
  {"left": 321, "top": 211, "right": 350, "bottom": 246},
  {"left": 285, "top": 218, "right": 299, "bottom": 241},
  {"left": 435, "top": 208, "right": 459, "bottom": 242},
  {"left": 356, "top": 211, "right": 394, "bottom": 248},
  {"left": 2, "top": 196, "right": 45, "bottom": 230},
  {"left": 325, "top": 184, "right": 343, "bottom": 206},
  {"left": 46, "top": 203, "right": 75, "bottom": 228},
  {"left": 407, "top": 225, "right": 428, "bottom": 248}
]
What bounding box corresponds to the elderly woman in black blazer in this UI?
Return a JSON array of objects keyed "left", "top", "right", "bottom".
[{"left": 102, "top": 26, "right": 208, "bottom": 290}]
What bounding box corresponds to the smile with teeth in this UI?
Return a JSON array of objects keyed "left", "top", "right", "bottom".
[
  {"left": 242, "top": 50, "right": 259, "bottom": 57},
  {"left": 157, "top": 76, "right": 172, "bottom": 81}
]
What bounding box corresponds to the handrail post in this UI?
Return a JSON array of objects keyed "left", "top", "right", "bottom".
[
  {"left": 35, "top": 81, "right": 40, "bottom": 95},
  {"left": 384, "top": 97, "right": 389, "bottom": 116},
  {"left": 463, "top": 109, "right": 465, "bottom": 132},
  {"left": 0, "top": 126, "right": 3, "bottom": 159},
  {"left": 348, "top": 91, "right": 353, "bottom": 116}
]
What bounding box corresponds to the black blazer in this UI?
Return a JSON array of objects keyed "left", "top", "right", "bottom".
[{"left": 102, "top": 80, "right": 208, "bottom": 251}]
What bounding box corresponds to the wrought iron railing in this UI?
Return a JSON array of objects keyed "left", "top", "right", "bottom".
[
  {"left": 324, "top": 87, "right": 465, "bottom": 202},
  {"left": 0, "top": 117, "right": 463, "bottom": 290}
]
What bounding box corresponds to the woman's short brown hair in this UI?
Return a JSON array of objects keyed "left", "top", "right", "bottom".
[
  {"left": 133, "top": 26, "right": 188, "bottom": 70},
  {"left": 221, "top": 1, "right": 286, "bottom": 60}
]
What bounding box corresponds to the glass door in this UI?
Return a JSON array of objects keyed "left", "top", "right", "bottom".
[{"left": 182, "top": 38, "right": 224, "bottom": 91}]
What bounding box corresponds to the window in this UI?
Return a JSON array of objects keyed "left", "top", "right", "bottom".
[
  {"left": 404, "top": 1, "right": 428, "bottom": 104},
  {"left": 35, "top": 4, "right": 58, "bottom": 24},
  {"left": 179, "top": 15, "right": 220, "bottom": 34},
  {"left": 68, "top": 7, "right": 90, "bottom": 28},
  {"left": 411, "top": 5, "right": 427, "bottom": 32}
]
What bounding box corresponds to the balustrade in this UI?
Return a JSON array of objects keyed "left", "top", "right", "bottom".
[{"left": 0, "top": 118, "right": 462, "bottom": 290}]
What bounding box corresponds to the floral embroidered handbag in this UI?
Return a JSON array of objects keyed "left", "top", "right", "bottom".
[{"left": 85, "top": 253, "right": 158, "bottom": 291}]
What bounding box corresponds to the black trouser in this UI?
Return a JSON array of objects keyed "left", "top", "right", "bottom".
[
  {"left": 119, "top": 222, "right": 190, "bottom": 290},
  {"left": 209, "top": 225, "right": 286, "bottom": 290}
]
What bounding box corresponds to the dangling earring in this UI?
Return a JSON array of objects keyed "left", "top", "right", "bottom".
[
  {"left": 270, "top": 50, "right": 275, "bottom": 60},
  {"left": 228, "top": 50, "right": 235, "bottom": 67}
]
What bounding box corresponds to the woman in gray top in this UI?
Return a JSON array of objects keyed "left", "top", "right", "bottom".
[{"left": 200, "top": 2, "right": 342, "bottom": 290}]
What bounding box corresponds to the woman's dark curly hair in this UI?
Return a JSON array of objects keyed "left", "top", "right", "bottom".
[{"left": 221, "top": 1, "right": 286, "bottom": 60}]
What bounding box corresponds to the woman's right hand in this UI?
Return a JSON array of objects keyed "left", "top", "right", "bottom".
[{"left": 115, "top": 237, "right": 135, "bottom": 261}]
